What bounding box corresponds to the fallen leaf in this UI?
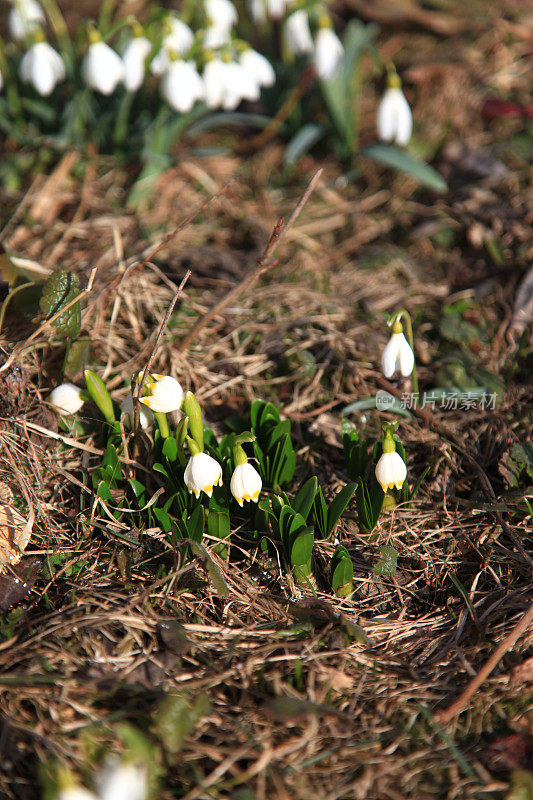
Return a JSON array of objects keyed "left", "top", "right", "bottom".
[{"left": 0, "top": 505, "right": 32, "bottom": 573}]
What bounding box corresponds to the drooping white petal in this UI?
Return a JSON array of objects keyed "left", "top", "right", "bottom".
[
  {"left": 375, "top": 451, "right": 407, "bottom": 492},
  {"left": 151, "top": 16, "right": 194, "bottom": 75},
  {"left": 120, "top": 395, "right": 154, "bottom": 430},
  {"left": 160, "top": 59, "right": 204, "bottom": 112},
  {"left": 20, "top": 41, "right": 65, "bottom": 96},
  {"left": 202, "top": 58, "right": 227, "bottom": 108},
  {"left": 267, "top": 0, "right": 288, "bottom": 20},
  {"left": 139, "top": 374, "right": 184, "bottom": 413},
  {"left": 205, "top": 0, "right": 238, "bottom": 31},
  {"left": 203, "top": 25, "right": 231, "bottom": 49},
  {"left": 122, "top": 36, "right": 151, "bottom": 92},
  {"left": 220, "top": 61, "right": 259, "bottom": 110},
  {"left": 49, "top": 383, "right": 85, "bottom": 415},
  {"left": 284, "top": 10, "right": 314, "bottom": 56},
  {"left": 230, "top": 463, "right": 262, "bottom": 506},
  {"left": 377, "top": 87, "right": 412, "bottom": 146},
  {"left": 239, "top": 49, "right": 275, "bottom": 88},
  {"left": 184, "top": 452, "right": 223, "bottom": 498},
  {"left": 82, "top": 41, "right": 124, "bottom": 95},
  {"left": 96, "top": 761, "right": 148, "bottom": 800},
  {"left": 8, "top": 0, "right": 45, "bottom": 41},
  {"left": 381, "top": 332, "right": 414, "bottom": 378},
  {"left": 314, "top": 27, "right": 343, "bottom": 81}
]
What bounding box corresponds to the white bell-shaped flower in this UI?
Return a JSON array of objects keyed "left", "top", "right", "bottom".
[
  {"left": 139, "top": 374, "right": 184, "bottom": 413},
  {"left": 377, "top": 79, "right": 412, "bottom": 146},
  {"left": 96, "top": 760, "right": 148, "bottom": 800},
  {"left": 49, "top": 383, "right": 85, "bottom": 415},
  {"left": 82, "top": 34, "right": 124, "bottom": 95},
  {"left": 314, "top": 26, "right": 343, "bottom": 80},
  {"left": 248, "top": 0, "right": 288, "bottom": 23},
  {"left": 184, "top": 452, "right": 223, "bottom": 498},
  {"left": 375, "top": 450, "right": 406, "bottom": 493},
  {"left": 8, "top": 0, "right": 45, "bottom": 41},
  {"left": 205, "top": 0, "right": 238, "bottom": 31},
  {"left": 120, "top": 395, "right": 154, "bottom": 430},
  {"left": 284, "top": 10, "right": 314, "bottom": 56},
  {"left": 150, "top": 17, "right": 194, "bottom": 75},
  {"left": 221, "top": 60, "right": 260, "bottom": 110},
  {"left": 160, "top": 57, "right": 205, "bottom": 112},
  {"left": 122, "top": 35, "right": 151, "bottom": 92},
  {"left": 203, "top": 25, "right": 231, "bottom": 49},
  {"left": 202, "top": 57, "right": 228, "bottom": 108},
  {"left": 230, "top": 462, "right": 262, "bottom": 506},
  {"left": 19, "top": 39, "right": 65, "bottom": 96},
  {"left": 381, "top": 320, "right": 415, "bottom": 378},
  {"left": 239, "top": 48, "right": 275, "bottom": 88}
]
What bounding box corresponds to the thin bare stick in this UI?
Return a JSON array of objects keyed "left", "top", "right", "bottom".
[
  {"left": 177, "top": 169, "right": 323, "bottom": 354},
  {"left": 132, "top": 270, "right": 191, "bottom": 431},
  {"left": 0, "top": 267, "right": 98, "bottom": 375},
  {"left": 435, "top": 600, "right": 533, "bottom": 724}
]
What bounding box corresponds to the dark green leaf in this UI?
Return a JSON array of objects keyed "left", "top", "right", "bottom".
[
  {"left": 363, "top": 143, "right": 448, "bottom": 192},
  {"left": 293, "top": 477, "right": 318, "bottom": 520},
  {"left": 39, "top": 269, "right": 81, "bottom": 338},
  {"left": 284, "top": 123, "right": 325, "bottom": 167},
  {"left": 326, "top": 482, "right": 357, "bottom": 538}
]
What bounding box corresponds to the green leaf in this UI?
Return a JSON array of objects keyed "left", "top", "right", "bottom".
[
  {"left": 284, "top": 123, "right": 325, "bottom": 167},
  {"left": 312, "top": 487, "right": 328, "bottom": 539},
  {"left": 362, "top": 143, "right": 448, "bottom": 192},
  {"left": 39, "top": 269, "right": 81, "bottom": 338},
  {"left": 63, "top": 337, "right": 90, "bottom": 379},
  {"left": 186, "top": 504, "right": 205, "bottom": 543},
  {"left": 162, "top": 436, "right": 178, "bottom": 463},
  {"left": 326, "top": 482, "right": 357, "bottom": 538},
  {"left": 373, "top": 546, "right": 398, "bottom": 576},
  {"left": 331, "top": 553, "right": 353, "bottom": 598},
  {"left": 153, "top": 506, "right": 173, "bottom": 534},
  {"left": 290, "top": 528, "right": 314, "bottom": 567},
  {"left": 293, "top": 477, "right": 318, "bottom": 520}
]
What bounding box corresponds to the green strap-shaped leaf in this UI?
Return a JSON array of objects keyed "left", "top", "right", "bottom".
[
  {"left": 362, "top": 143, "right": 448, "bottom": 193},
  {"left": 326, "top": 482, "right": 357, "bottom": 538}
]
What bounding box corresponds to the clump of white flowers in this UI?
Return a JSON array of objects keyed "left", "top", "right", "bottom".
[
  {"left": 377, "top": 70, "right": 413, "bottom": 147},
  {"left": 375, "top": 425, "right": 407, "bottom": 494}
]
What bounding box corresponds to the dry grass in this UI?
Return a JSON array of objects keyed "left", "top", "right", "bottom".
[{"left": 0, "top": 4, "right": 532, "bottom": 799}]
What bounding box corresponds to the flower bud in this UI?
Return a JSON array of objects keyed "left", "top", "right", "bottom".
[
  {"left": 49, "top": 383, "right": 85, "bottom": 415},
  {"left": 184, "top": 452, "right": 223, "bottom": 498}
]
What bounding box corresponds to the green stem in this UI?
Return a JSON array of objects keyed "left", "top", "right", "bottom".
[
  {"left": 154, "top": 411, "right": 170, "bottom": 439},
  {"left": 387, "top": 308, "right": 418, "bottom": 399}
]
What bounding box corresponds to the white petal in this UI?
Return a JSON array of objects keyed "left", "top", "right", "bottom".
[
  {"left": 203, "top": 59, "right": 226, "bottom": 108},
  {"left": 284, "top": 10, "right": 314, "bottom": 56},
  {"left": 203, "top": 25, "right": 231, "bottom": 49},
  {"left": 122, "top": 36, "right": 151, "bottom": 92},
  {"left": 393, "top": 90, "right": 413, "bottom": 146},
  {"left": 314, "top": 28, "right": 343, "bottom": 81},
  {"left": 381, "top": 334, "right": 400, "bottom": 378},
  {"left": 375, "top": 451, "right": 406, "bottom": 492},
  {"left": 397, "top": 333, "right": 414, "bottom": 376},
  {"left": 239, "top": 49, "right": 275, "bottom": 87},
  {"left": 8, "top": 0, "right": 45, "bottom": 41},
  {"left": 57, "top": 788, "right": 97, "bottom": 800},
  {"left": 49, "top": 383, "right": 84, "bottom": 415},
  {"left": 82, "top": 41, "right": 124, "bottom": 94},
  {"left": 161, "top": 60, "right": 204, "bottom": 112},
  {"left": 377, "top": 89, "right": 396, "bottom": 142},
  {"left": 230, "top": 463, "right": 262, "bottom": 505},
  {"left": 267, "top": 0, "right": 287, "bottom": 20},
  {"left": 96, "top": 762, "right": 148, "bottom": 800},
  {"left": 120, "top": 395, "right": 154, "bottom": 429},
  {"left": 205, "top": 0, "right": 238, "bottom": 31}
]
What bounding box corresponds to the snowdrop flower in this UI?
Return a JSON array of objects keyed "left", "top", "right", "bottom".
[
  {"left": 239, "top": 47, "right": 275, "bottom": 88},
  {"left": 314, "top": 24, "right": 344, "bottom": 80},
  {"left": 205, "top": 0, "right": 238, "bottom": 32},
  {"left": 184, "top": 452, "right": 223, "bottom": 498},
  {"left": 8, "top": 0, "right": 45, "bottom": 41},
  {"left": 150, "top": 16, "right": 194, "bottom": 75},
  {"left": 96, "top": 760, "right": 148, "bottom": 800},
  {"left": 230, "top": 462, "right": 262, "bottom": 507},
  {"left": 220, "top": 60, "right": 260, "bottom": 109},
  {"left": 248, "top": 0, "right": 288, "bottom": 23},
  {"left": 160, "top": 56, "right": 205, "bottom": 112},
  {"left": 139, "top": 374, "right": 184, "bottom": 413},
  {"left": 82, "top": 31, "right": 124, "bottom": 95},
  {"left": 203, "top": 25, "right": 231, "bottom": 49},
  {"left": 381, "top": 319, "right": 414, "bottom": 379},
  {"left": 202, "top": 56, "right": 228, "bottom": 108},
  {"left": 120, "top": 395, "right": 154, "bottom": 430},
  {"left": 375, "top": 430, "right": 406, "bottom": 493},
  {"left": 19, "top": 36, "right": 65, "bottom": 96},
  {"left": 284, "top": 9, "right": 314, "bottom": 56},
  {"left": 122, "top": 33, "right": 151, "bottom": 92},
  {"left": 49, "top": 383, "right": 85, "bottom": 415},
  {"left": 377, "top": 73, "right": 412, "bottom": 146}
]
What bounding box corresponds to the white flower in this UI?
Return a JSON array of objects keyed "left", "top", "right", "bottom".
[
  {"left": 377, "top": 85, "right": 412, "bottom": 146},
  {"left": 49, "top": 383, "right": 85, "bottom": 415},
  {"left": 205, "top": 0, "right": 238, "bottom": 31},
  {"left": 314, "top": 27, "right": 343, "bottom": 80},
  {"left": 58, "top": 788, "right": 97, "bottom": 800},
  {"left": 19, "top": 40, "right": 65, "bottom": 96},
  {"left": 381, "top": 330, "right": 414, "bottom": 378},
  {"left": 239, "top": 48, "right": 275, "bottom": 88},
  {"left": 203, "top": 25, "right": 231, "bottom": 49},
  {"left": 8, "top": 0, "right": 45, "bottom": 41},
  {"left": 375, "top": 450, "right": 406, "bottom": 493},
  {"left": 220, "top": 60, "right": 259, "bottom": 110},
  {"left": 96, "top": 760, "right": 148, "bottom": 800},
  {"left": 284, "top": 10, "right": 314, "bottom": 56},
  {"left": 120, "top": 395, "right": 154, "bottom": 430},
  {"left": 150, "top": 17, "right": 194, "bottom": 75},
  {"left": 122, "top": 35, "right": 151, "bottom": 92},
  {"left": 160, "top": 58, "right": 205, "bottom": 112},
  {"left": 139, "top": 374, "right": 184, "bottom": 413},
  {"left": 202, "top": 57, "right": 228, "bottom": 108},
  {"left": 249, "top": 0, "right": 288, "bottom": 22},
  {"left": 230, "top": 463, "right": 262, "bottom": 506},
  {"left": 82, "top": 39, "right": 124, "bottom": 95},
  {"left": 184, "top": 452, "right": 223, "bottom": 498}
]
